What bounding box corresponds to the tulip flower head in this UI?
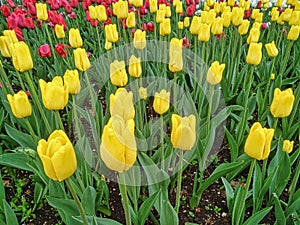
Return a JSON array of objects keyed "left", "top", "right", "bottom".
[
  {"left": 160, "top": 18, "right": 171, "bottom": 36},
  {"left": 74, "top": 48, "right": 90, "bottom": 71},
  {"left": 110, "top": 88, "right": 135, "bottom": 120},
  {"left": 283, "top": 140, "right": 294, "bottom": 153},
  {"left": 113, "top": 0, "right": 128, "bottom": 19},
  {"left": 198, "top": 23, "right": 211, "bottom": 42},
  {"left": 0, "top": 36, "right": 13, "bottom": 57},
  {"left": 189, "top": 16, "right": 201, "bottom": 35},
  {"left": 246, "top": 42, "right": 262, "bottom": 65},
  {"left": 55, "top": 24, "right": 65, "bottom": 39},
  {"left": 153, "top": 89, "right": 170, "bottom": 115},
  {"left": 110, "top": 60, "right": 128, "bottom": 87},
  {"left": 37, "top": 130, "right": 77, "bottom": 181},
  {"left": 69, "top": 28, "right": 83, "bottom": 48},
  {"left": 39, "top": 76, "right": 69, "bottom": 110},
  {"left": 63, "top": 69, "right": 81, "bottom": 94},
  {"left": 169, "top": 38, "right": 183, "bottom": 72},
  {"left": 96, "top": 5, "right": 107, "bottom": 22},
  {"left": 265, "top": 41, "right": 278, "bottom": 57},
  {"left": 206, "top": 61, "right": 225, "bottom": 85},
  {"left": 126, "top": 12, "right": 136, "bottom": 28},
  {"left": 244, "top": 122, "right": 274, "bottom": 160},
  {"left": 128, "top": 55, "right": 142, "bottom": 78},
  {"left": 133, "top": 29, "right": 146, "bottom": 50},
  {"left": 11, "top": 41, "right": 33, "bottom": 72},
  {"left": 38, "top": 44, "right": 51, "bottom": 58},
  {"left": 3, "top": 30, "right": 18, "bottom": 43},
  {"left": 105, "top": 24, "right": 118, "bottom": 43},
  {"left": 100, "top": 116, "right": 137, "bottom": 173},
  {"left": 36, "top": 3, "right": 48, "bottom": 21},
  {"left": 139, "top": 87, "right": 147, "bottom": 100},
  {"left": 7, "top": 91, "right": 32, "bottom": 118},
  {"left": 287, "top": 25, "right": 300, "bottom": 41},
  {"left": 238, "top": 20, "right": 250, "bottom": 35},
  {"left": 270, "top": 88, "right": 295, "bottom": 118},
  {"left": 171, "top": 114, "right": 196, "bottom": 150}
]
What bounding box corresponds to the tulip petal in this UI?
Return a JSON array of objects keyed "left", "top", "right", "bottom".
[{"left": 244, "top": 129, "right": 265, "bottom": 160}]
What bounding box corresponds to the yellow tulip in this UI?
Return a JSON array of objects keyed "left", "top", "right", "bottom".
[
  {"left": 211, "top": 17, "right": 224, "bottom": 35},
  {"left": 206, "top": 0, "right": 214, "bottom": 6},
  {"left": 287, "top": 25, "right": 300, "bottom": 41},
  {"left": 246, "top": 42, "right": 262, "bottom": 65},
  {"left": 96, "top": 5, "right": 107, "bottom": 22},
  {"left": 244, "top": 122, "right": 274, "bottom": 160},
  {"left": 247, "top": 28, "right": 260, "bottom": 44},
  {"left": 74, "top": 48, "right": 91, "bottom": 72},
  {"left": 156, "top": 9, "right": 165, "bottom": 23},
  {"left": 276, "top": 0, "right": 283, "bottom": 7},
  {"left": 36, "top": 3, "right": 48, "bottom": 21},
  {"left": 113, "top": 0, "right": 128, "bottom": 19},
  {"left": 110, "top": 88, "right": 135, "bottom": 120},
  {"left": 128, "top": 55, "right": 142, "bottom": 78},
  {"left": 178, "top": 21, "right": 184, "bottom": 30},
  {"left": 190, "top": 16, "right": 201, "bottom": 35},
  {"left": 255, "top": 13, "right": 263, "bottom": 23},
  {"left": 39, "top": 76, "right": 69, "bottom": 110},
  {"left": 205, "top": 11, "right": 217, "bottom": 25},
  {"left": 0, "top": 36, "right": 13, "bottom": 57},
  {"left": 11, "top": 41, "right": 33, "bottom": 72},
  {"left": 153, "top": 89, "right": 170, "bottom": 115},
  {"left": 100, "top": 116, "right": 137, "bottom": 173},
  {"left": 149, "top": 0, "right": 158, "bottom": 13},
  {"left": 176, "top": 1, "right": 183, "bottom": 13},
  {"left": 37, "top": 130, "right": 77, "bottom": 181},
  {"left": 227, "top": 0, "right": 235, "bottom": 6},
  {"left": 139, "top": 87, "right": 147, "bottom": 100},
  {"left": 289, "top": 11, "right": 300, "bottom": 26},
  {"left": 7, "top": 91, "right": 32, "bottom": 118},
  {"left": 270, "top": 88, "right": 295, "bottom": 118},
  {"left": 3, "top": 30, "right": 18, "bottom": 43},
  {"left": 265, "top": 41, "right": 278, "bottom": 57},
  {"left": 252, "top": 22, "right": 261, "bottom": 30},
  {"left": 63, "top": 69, "right": 81, "bottom": 94},
  {"left": 198, "top": 23, "right": 211, "bottom": 42},
  {"left": 206, "top": 61, "right": 225, "bottom": 85},
  {"left": 69, "top": 28, "right": 83, "bottom": 48},
  {"left": 282, "top": 8, "right": 293, "bottom": 22},
  {"left": 251, "top": 9, "right": 260, "bottom": 20},
  {"left": 283, "top": 140, "right": 294, "bottom": 153},
  {"left": 171, "top": 114, "right": 196, "bottom": 150},
  {"left": 55, "top": 24, "right": 65, "bottom": 39},
  {"left": 165, "top": 6, "right": 171, "bottom": 17},
  {"left": 105, "top": 39, "right": 112, "bottom": 50},
  {"left": 126, "top": 12, "right": 136, "bottom": 28},
  {"left": 222, "top": 12, "right": 232, "bottom": 28},
  {"left": 110, "top": 60, "right": 128, "bottom": 87},
  {"left": 169, "top": 38, "right": 183, "bottom": 73},
  {"left": 238, "top": 20, "right": 250, "bottom": 35},
  {"left": 271, "top": 73, "right": 275, "bottom": 80},
  {"left": 184, "top": 17, "right": 190, "bottom": 27},
  {"left": 160, "top": 18, "right": 171, "bottom": 36},
  {"left": 105, "top": 24, "right": 118, "bottom": 43},
  {"left": 133, "top": 29, "right": 146, "bottom": 50},
  {"left": 88, "top": 5, "right": 97, "bottom": 19},
  {"left": 271, "top": 7, "right": 279, "bottom": 21},
  {"left": 129, "top": 0, "right": 143, "bottom": 8},
  {"left": 232, "top": 7, "right": 244, "bottom": 26}
]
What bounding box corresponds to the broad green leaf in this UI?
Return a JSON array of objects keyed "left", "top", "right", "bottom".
[
  {"left": 138, "top": 190, "right": 160, "bottom": 225},
  {"left": 0, "top": 173, "right": 5, "bottom": 201},
  {"left": 49, "top": 180, "right": 67, "bottom": 199},
  {"left": 0, "top": 152, "right": 33, "bottom": 171},
  {"left": 74, "top": 216, "right": 122, "bottom": 225},
  {"left": 273, "top": 193, "right": 286, "bottom": 225},
  {"left": 3, "top": 200, "right": 18, "bottom": 225},
  {"left": 232, "top": 186, "right": 244, "bottom": 225},
  {"left": 221, "top": 177, "right": 234, "bottom": 211},
  {"left": 253, "top": 161, "right": 262, "bottom": 212},
  {"left": 5, "top": 124, "right": 35, "bottom": 149},
  {"left": 224, "top": 126, "right": 238, "bottom": 161},
  {"left": 242, "top": 207, "right": 273, "bottom": 225},
  {"left": 159, "top": 194, "right": 178, "bottom": 225},
  {"left": 286, "top": 196, "right": 300, "bottom": 217},
  {"left": 82, "top": 186, "right": 97, "bottom": 216}
]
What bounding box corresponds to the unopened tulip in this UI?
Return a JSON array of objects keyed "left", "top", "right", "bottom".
[
  {"left": 0, "top": 36, "right": 13, "bottom": 57},
  {"left": 265, "top": 41, "right": 278, "bottom": 57},
  {"left": 206, "top": 61, "right": 225, "bottom": 85},
  {"left": 222, "top": 12, "right": 232, "bottom": 27},
  {"left": 96, "top": 5, "right": 107, "bottom": 22},
  {"left": 63, "top": 69, "right": 81, "bottom": 94},
  {"left": 105, "top": 39, "right": 112, "bottom": 50},
  {"left": 247, "top": 28, "right": 260, "bottom": 44},
  {"left": 3, "top": 30, "right": 18, "bottom": 43},
  {"left": 246, "top": 42, "right": 262, "bottom": 65},
  {"left": 37, "top": 130, "right": 77, "bottom": 181},
  {"left": 238, "top": 20, "right": 250, "bottom": 35},
  {"left": 211, "top": 17, "right": 224, "bottom": 35},
  {"left": 113, "top": 0, "right": 128, "bottom": 19},
  {"left": 283, "top": 140, "right": 294, "bottom": 153},
  {"left": 184, "top": 17, "right": 190, "bottom": 27},
  {"left": 69, "top": 28, "right": 82, "bottom": 48},
  {"left": 74, "top": 48, "right": 90, "bottom": 71},
  {"left": 198, "top": 23, "right": 211, "bottom": 42},
  {"left": 190, "top": 16, "right": 201, "bottom": 35},
  {"left": 36, "top": 3, "right": 48, "bottom": 21},
  {"left": 178, "top": 21, "right": 183, "bottom": 29},
  {"left": 153, "top": 89, "right": 170, "bottom": 115},
  {"left": 169, "top": 38, "right": 183, "bottom": 72},
  {"left": 270, "top": 88, "right": 295, "bottom": 118},
  {"left": 176, "top": 1, "right": 183, "bottom": 13},
  {"left": 126, "top": 12, "right": 136, "bottom": 28},
  {"left": 110, "top": 60, "right": 128, "bottom": 87},
  {"left": 289, "top": 11, "right": 300, "bottom": 26},
  {"left": 149, "top": 0, "right": 158, "bottom": 13},
  {"left": 11, "top": 41, "right": 33, "bottom": 72},
  {"left": 88, "top": 5, "right": 97, "bottom": 19},
  {"left": 7, "top": 91, "right": 32, "bottom": 118},
  {"left": 110, "top": 88, "right": 135, "bottom": 120},
  {"left": 129, "top": 0, "right": 143, "bottom": 7},
  {"left": 171, "top": 114, "right": 196, "bottom": 150},
  {"left": 271, "top": 7, "right": 279, "bottom": 21},
  {"left": 128, "top": 55, "right": 142, "bottom": 78},
  {"left": 287, "top": 25, "right": 300, "bottom": 41},
  {"left": 55, "top": 24, "right": 65, "bottom": 38},
  {"left": 39, "top": 76, "right": 69, "bottom": 110},
  {"left": 244, "top": 122, "right": 274, "bottom": 160},
  {"left": 160, "top": 18, "right": 171, "bottom": 36},
  {"left": 282, "top": 8, "right": 293, "bottom": 22},
  {"left": 139, "top": 87, "right": 147, "bottom": 100},
  {"left": 231, "top": 7, "right": 244, "bottom": 26},
  {"left": 133, "top": 29, "right": 146, "bottom": 49},
  {"left": 105, "top": 24, "right": 118, "bottom": 43},
  {"left": 100, "top": 116, "right": 137, "bottom": 173}
]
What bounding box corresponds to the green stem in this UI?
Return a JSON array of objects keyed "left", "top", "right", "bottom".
[
  {"left": 173, "top": 72, "right": 177, "bottom": 107},
  {"left": 55, "top": 110, "right": 64, "bottom": 130},
  {"left": 273, "top": 117, "right": 278, "bottom": 130},
  {"left": 119, "top": 172, "right": 131, "bottom": 225},
  {"left": 72, "top": 95, "right": 82, "bottom": 140},
  {"left": 211, "top": 36, "right": 216, "bottom": 63},
  {"left": 130, "top": 169, "right": 138, "bottom": 214},
  {"left": 175, "top": 150, "right": 183, "bottom": 213},
  {"left": 0, "top": 63, "right": 14, "bottom": 93},
  {"left": 96, "top": 25, "right": 102, "bottom": 55},
  {"left": 65, "top": 178, "right": 88, "bottom": 225},
  {"left": 24, "top": 118, "right": 38, "bottom": 144},
  {"left": 160, "top": 116, "right": 165, "bottom": 171},
  {"left": 15, "top": 71, "right": 26, "bottom": 91},
  {"left": 288, "top": 156, "right": 300, "bottom": 204},
  {"left": 24, "top": 71, "right": 52, "bottom": 134},
  {"left": 278, "top": 41, "right": 293, "bottom": 77},
  {"left": 206, "top": 85, "right": 213, "bottom": 133}
]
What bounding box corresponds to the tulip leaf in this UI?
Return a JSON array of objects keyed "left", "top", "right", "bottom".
[
  {"left": 82, "top": 186, "right": 97, "bottom": 216},
  {"left": 5, "top": 124, "right": 35, "bottom": 149},
  {"left": 0, "top": 152, "right": 33, "bottom": 171},
  {"left": 273, "top": 193, "right": 286, "bottom": 225},
  {"left": 49, "top": 180, "right": 67, "bottom": 199},
  {"left": 253, "top": 161, "right": 262, "bottom": 213},
  {"left": 73, "top": 216, "right": 122, "bottom": 225},
  {"left": 159, "top": 192, "right": 178, "bottom": 225},
  {"left": 242, "top": 206, "right": 273, "bottom": 225},
  {"left": 231, "top": 186, "right": 244, "bottom": 225},
  {"left": 285, "top": 194, "right": 300, "bottom": 218},
  {"left": 224, "top": 126, "right": 238, "bottom": 162},
  {"left": 221, "top": 177, "right": 234, "bottom": 211},
  {"left": 0, "top": 173, "right": 5, "bottom": 202},
  {"left": 3, "top": 200, "right": 18, "bottom": 225},
  {"left": 137, "top": 190, "right": 160, "bottom": 225}
]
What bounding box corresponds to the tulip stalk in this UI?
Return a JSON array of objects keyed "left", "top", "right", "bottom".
[
  {"left": 15, "top": 71, "right": 26, "bottom": 91},
  {"left": 0, "top": 64, "right": 13, "bottom": 94},
  {"left": 55, "top": 110, "right": 65, "bottom": 131},
  {"left": 175, "top": 149, "right": 183, "bottom": 213},
  {"left": 65, "top": 178, "right": 89, "bottom": 225},
  {"left": 288, "top": 155, "right": 300, "bottom": 205},
  {"left": 119, "top": 172, "right": 131, "bottom": 225},
  {"left": 24, "top": 71, "right": 52, "bottom": 134},
  {"left": 160, "top": 116, "right": 165, "bottom": 171},
  {"left": 278, "top": 40, "right": 293, "bottom": 78},
  {"left": 24, "top": 118, "right": 38, "bottom": 144}
]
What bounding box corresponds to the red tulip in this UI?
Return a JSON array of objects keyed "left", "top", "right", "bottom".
[
  {"left": 147, "top": 22, "right": 154, "bottom": 32},
  {"left": 55, "top": 44, "right": 70, "bottom": 58},
  {"left": 70, "top": 0, "right": 78, "bottom": 8},
  {"left": 27, "top": 2, "right": 36, "bottom": 16},
  {"left": 48, "top": 0, "right": 60, "bottom": 10},
  {"left": 182, "top": 37, "right": 190, "bottom": 48},
  {"left": 186, "top": 4, "right": 196, "bottom": 17},
  {"left": 38, "top": 44, "right": 52, "bottom": 58},
  {"left": 1, "top": 5, "right": 11, "bottom": 17},
  {"left": 13, "top": 27, "right": 24, "bottom": 41},
  {"left": 26, "top": 17, "right": 35, "bottom": 29},
  {"left": 8, "top": 0, "right": 16, "bottom": 8}
]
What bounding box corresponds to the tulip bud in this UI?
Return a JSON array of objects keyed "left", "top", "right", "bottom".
[
  {"left": 247, "top": 27, "right": 260, "bottom": 44},
  {"left": 271, "top": 7, "right": 279, "bottom": 21},
  {"left": 270, "top": 88, "right": 295, "bottom": 118},
  {"left": 110, "top": 88, "right": 135, "bottom": 120},
  {"left": 244, "top": 122, "right": 274, "bottom": 160},
  {"left": 3, "top": 30, "right": 18, "bottom": 43},
  {"left": 227, "top": 0, "right": 235, "bottom": 6},
  {"left": 129, "top": 0, "right": 143, "bottom": 7},
  {"left": 265, "top": 41, "right": 278, "bottom": 57},
  {"left": 156, "top": 9, "right": 165, "bottom": 23},
  {"left": 11, "top": 41, "right": 33, "bottom": 72},
  {"left": 0, "top": 36, "right": 13, "bottom": 57},
  {"left": 133, "top": 29, "right": 146, "bottom": 49},
  {"left": 198, "top": 23, "right": 211, "bottom": 42},
  {"left": 63, "top": 69, "right": 81, "bottom": 94},
  {"left": 139, "top": 87, "right": 147, "bottom": 100},
  {"left": 105, "top": 39, "right": 112, "bottom": 50},
  {"left": 7, "top": 91, "right": 32, "bottom": 118},
  {"left": 100, "top": 116, "right": 137, "bottom": 173},
  {"left": 178, "top": 21, "right": 184, "bottom": 29},
  {"left": 169, "top": 38, "right": 183, "bottom": 73},
  {"left": 55, "top": 24, "right": 65, "bottom": 39},
  {"left": 96, "top": 5, "right": 107, "bottom": 22},
  {"left": 222, "top": 12, "right": 232, "bottom": 28},
  {"left": 153, "top": 89, "right": 170, "bottom": 115},
  {"left": 88, "top": 5, "right": 97, "bottom": 19},
  {"left": 69, "top": 28, "right": 83, "bottom": 48},
  {"left": 37, "top": 130, "right": 77, "bottom": 181},
  {"left": 113, "top": 0, "right": 128, "bottom": 19},
  {"left": 36, "top": 3, "right": 48, "bottom": 21},
  {"left": 238, "top": 20, "right": 250, "bottom": 35},
  {"left": 246, "top": 42, "right": 262, "bottom": 65},
  {"left": 190, "top": 16, "right": 201, "bottom": 35},
  {"left": 160, "top": 18, "right": 171, "bottom": 36},
  {"left": 126, "top": 12, "right": 136, "bottom": 28},
  {"left": 110, "top": 60, "right": 128, "bottom": 87},
  {"left": 232, "top": 7, "right": 244, "bottom": 26},
  {"left": 176, "top": 1, "right": 183, "bottom": 14},
  {"left": 74, "top": 48, "right": 90, "bottom": 71},
  {"left": 149, "top": 0, "right": 158, "bottom": 13},
  {"left": 289, "top": 11, "right": 300, "bottom": 26},
  {"left": 128, "top": 55, "right": 142, "bottom": 78},
  {"left": 184, "top": 17, "right": 190, "bottom": 27},
  {"left": 165, "top": 6, "right": 171, "bottom": 17},
  {"left": 211, "top": 17, "right": 224, "bottom": 35},
  {"left": 271, "top": 73, "right": 275, "bottom": 80},
  {"left": 105, "top": 24, "right": 118, "bottom": 43},
  {"left": 171, "top": 114, "right": 196, "bottom": 150},
  {"left": 206, "top": 61, "right": 225, "bottom": 85},
  {"left": 39, "top": 76, "right": 69, "bottom": 110},
  {"left": 287, "top": 25, "right": 300, "bottom": 41},
  {"left": 283, "top": 140, "right": 294, "bottom": 153}
]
